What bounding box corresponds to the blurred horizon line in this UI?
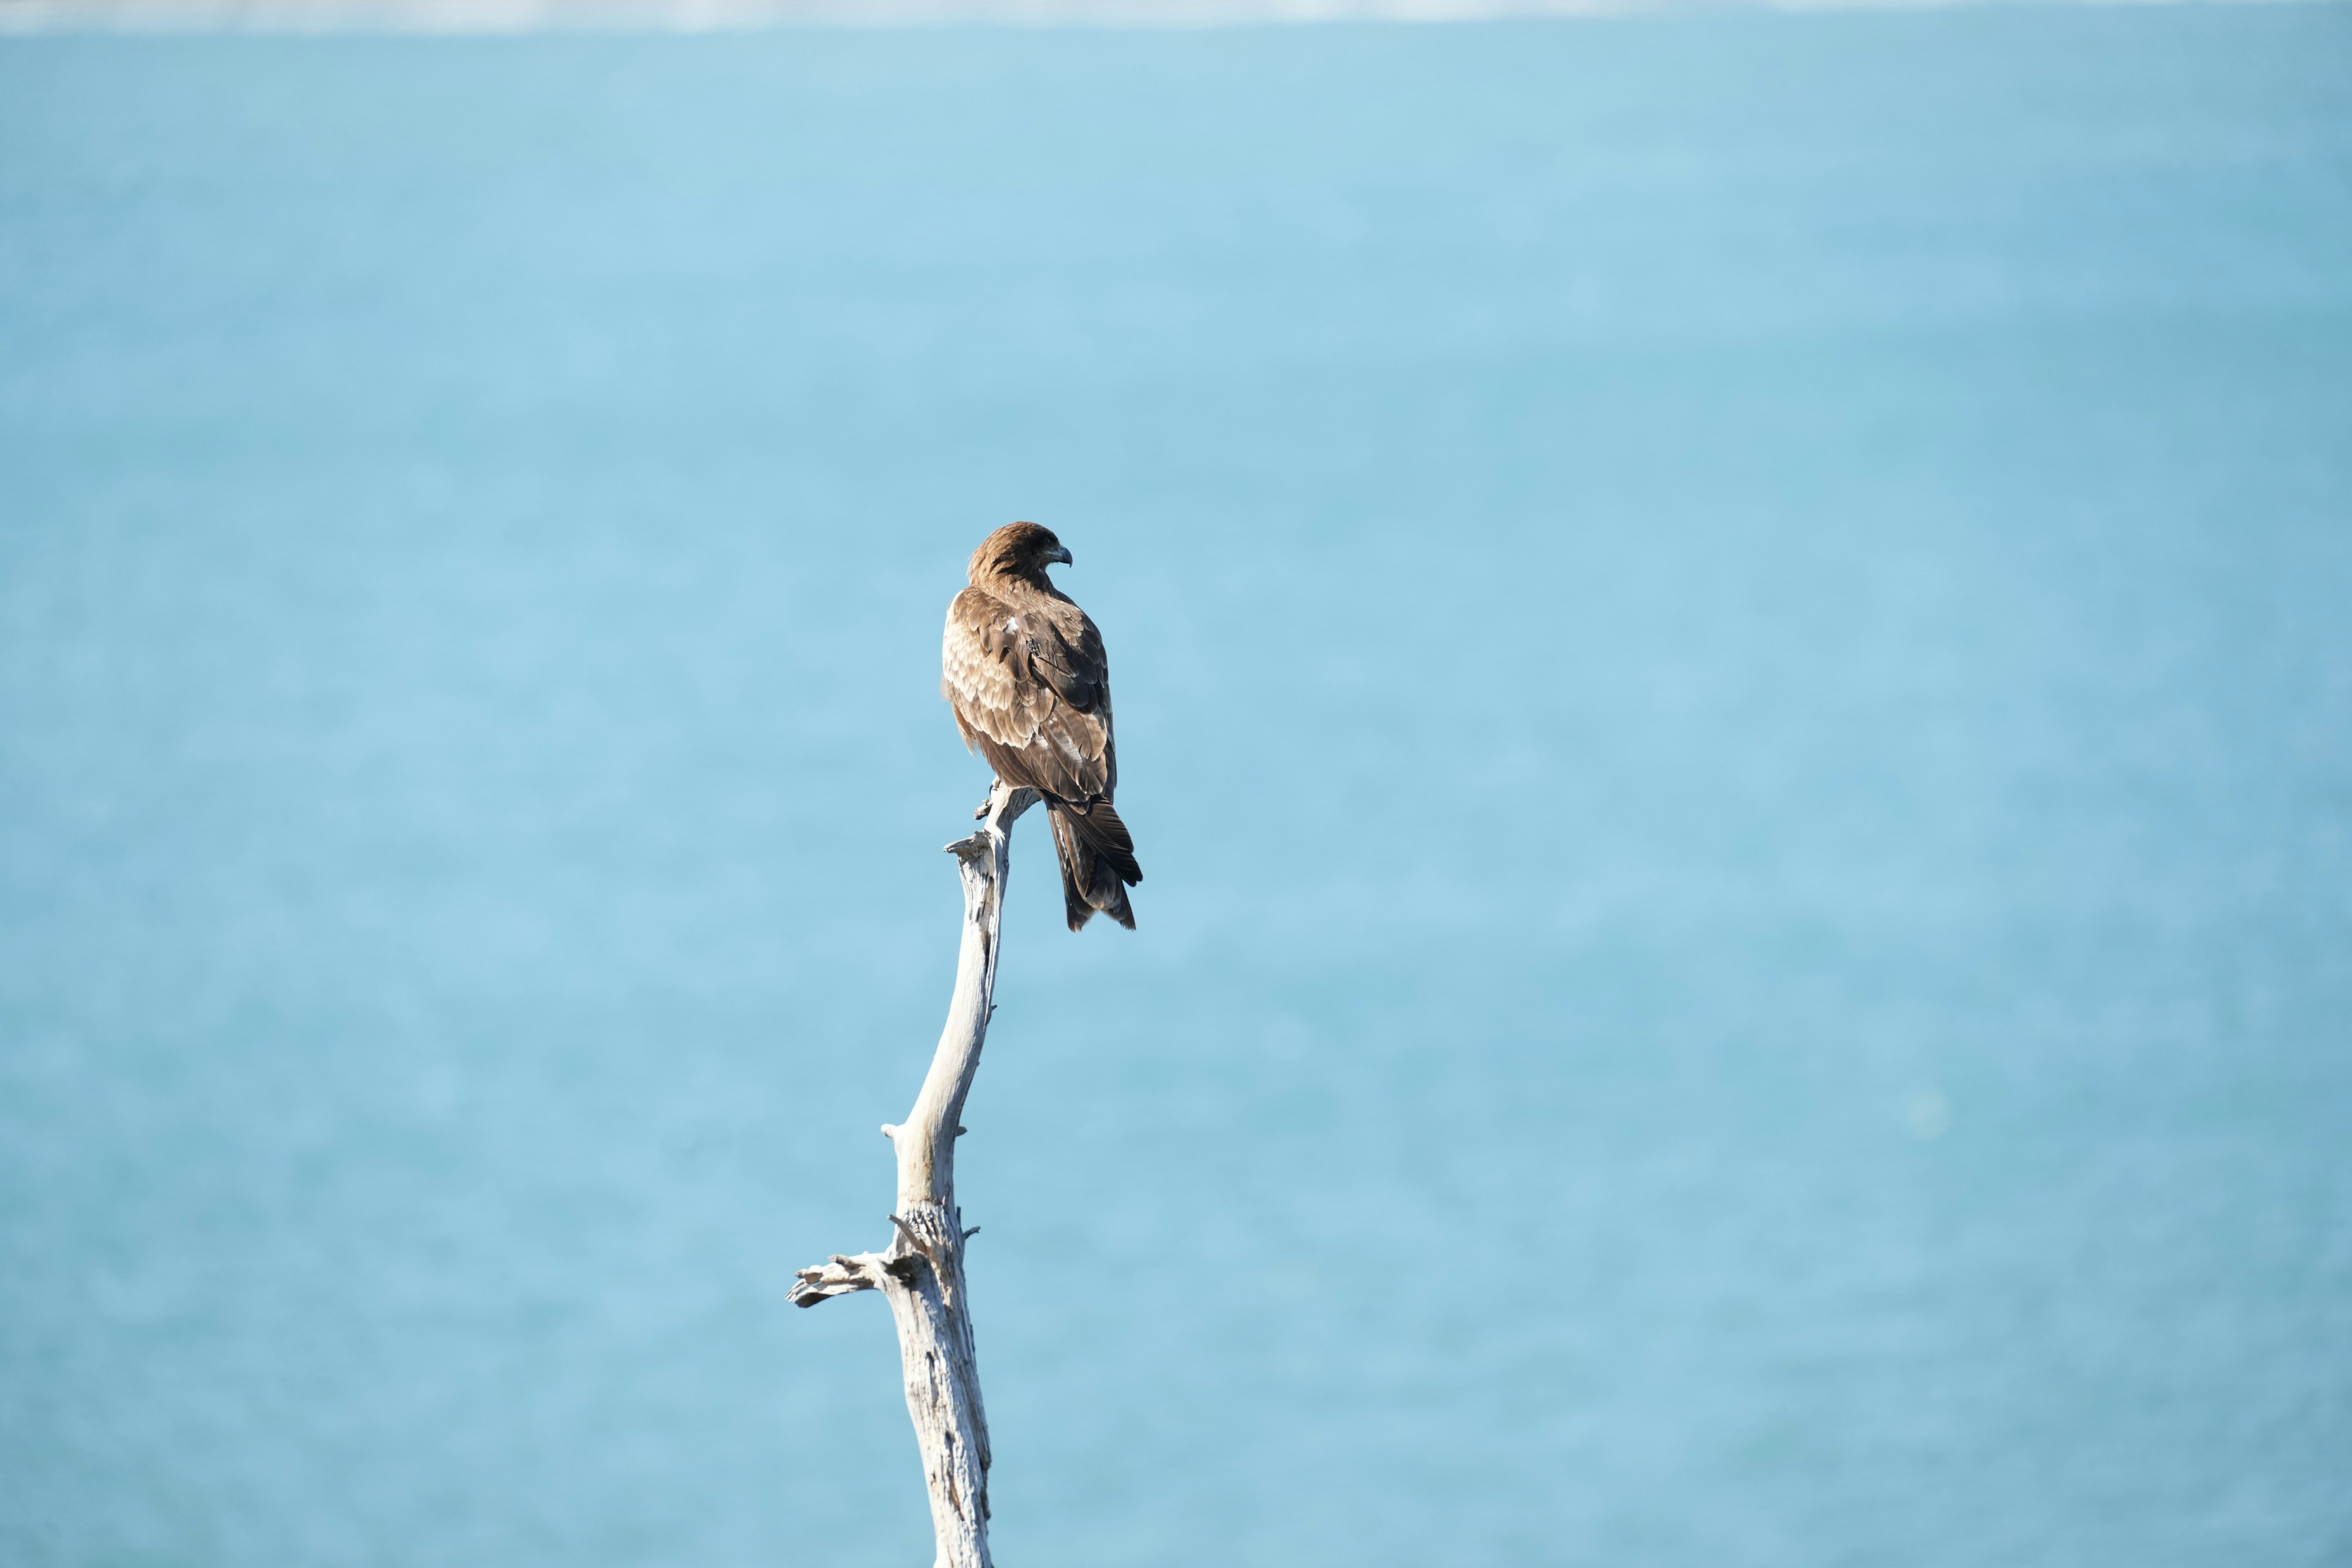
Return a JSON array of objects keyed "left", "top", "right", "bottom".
[{"left": 0, "top": 0, "right": 2333, "bottom": 34}]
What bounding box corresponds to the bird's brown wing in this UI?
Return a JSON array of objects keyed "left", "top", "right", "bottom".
[{"left": 941, "top": 587, "right": 1115, "bottom": 802}]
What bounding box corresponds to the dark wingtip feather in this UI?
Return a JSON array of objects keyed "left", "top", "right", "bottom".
[{"left": 1058, "top": 800, "right": 1142, "bottom": 887}]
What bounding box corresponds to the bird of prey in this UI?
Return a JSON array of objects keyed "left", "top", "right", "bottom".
[{"left": 941, "top": 521, "right": 1142, "bottom": 931}]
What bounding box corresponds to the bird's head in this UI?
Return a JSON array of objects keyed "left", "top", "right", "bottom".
[{"left": 970, "top": 521, "right": 1073, "bottom": 585}]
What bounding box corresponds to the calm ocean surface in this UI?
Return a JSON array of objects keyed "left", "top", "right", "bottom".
[{"left": 4, "top": 11, "right": 2350, "bottom": 1566}]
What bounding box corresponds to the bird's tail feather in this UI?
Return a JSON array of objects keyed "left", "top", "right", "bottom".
[{"left": 1047, "top": 800, "right": 1140, "bottom": 932}]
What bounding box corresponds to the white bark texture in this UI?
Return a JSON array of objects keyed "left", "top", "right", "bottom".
[{"left": 790, "top": 779, "right": 1039, "bottom": 1568}]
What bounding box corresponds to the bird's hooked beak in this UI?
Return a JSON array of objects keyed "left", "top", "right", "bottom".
[{"left": 1048, "top": 543, "right": 1074, "bottom": 567}]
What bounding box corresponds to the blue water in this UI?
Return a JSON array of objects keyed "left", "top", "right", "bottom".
[{"left": 4, "top": 11, "right": 2350, "bottom": 1566}]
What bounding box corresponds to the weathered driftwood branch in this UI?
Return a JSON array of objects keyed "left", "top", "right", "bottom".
[{"left": 791, "top": 778, "right": 1039, "bottom": 1568}]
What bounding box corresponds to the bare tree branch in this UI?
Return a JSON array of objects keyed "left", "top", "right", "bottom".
[{"left": 790, "top": 778, "right": 1038, "bottom": 1568}]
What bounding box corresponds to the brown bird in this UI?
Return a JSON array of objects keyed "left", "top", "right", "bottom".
[{"left": 941, "top": 522, "right": 1142, "bottom": 931}]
